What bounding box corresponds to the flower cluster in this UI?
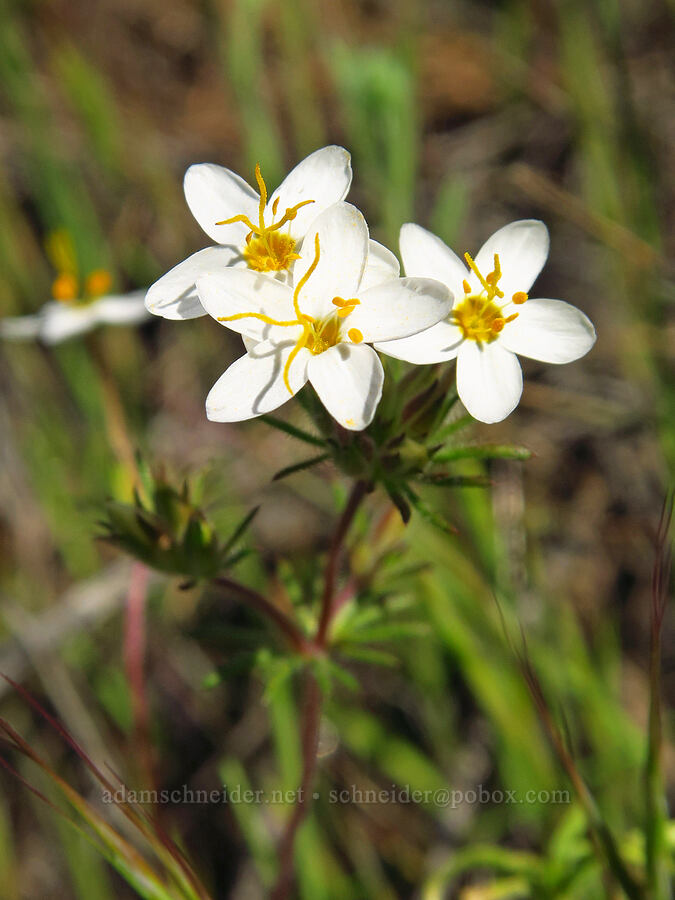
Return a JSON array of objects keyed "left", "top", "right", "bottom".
[{"left": 146, "top": 146, "right": 596, "bottom": 427}]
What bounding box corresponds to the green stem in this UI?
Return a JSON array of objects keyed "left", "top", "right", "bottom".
[{"left": 269, "top": 673, "right": 322, "bottom": 900}]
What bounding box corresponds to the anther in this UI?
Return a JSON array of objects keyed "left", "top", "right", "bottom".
[
  {"left": 462, "top": 279, "right": 471, "bottom": 294},
  {"left": 52, "top": 272, "right": 79, "bottom": 303},
  {"left": 332, "top": 297, "right": 360, "bottom": 318},
  {"left": 512, "top": 291, "right": 528, "bottom": 305},
  {"left": 348, "top": 328, "right": 363, "bottom": 344},
  {"left": 85, "top": 269, "right": 112, "bottom": 299},
  {"left": 491, "top": 318, "right": 505, "bottom": 334}
]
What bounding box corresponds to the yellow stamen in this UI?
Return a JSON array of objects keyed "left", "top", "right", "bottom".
[
  {"left": 464, "top": 252, "right": 492, "bottom": 295},
  {"left": 52, "top": 272, "right": 79, "bottom": 303},
  {"left": 254, "top": 162, "right": 267, "bottom": 231},
  {"left": 451, "top": 249, "right": 526, "bottom": 343},
  {"left": 215, "top": 212, "right": 259, "bottom": 231},
  {"left": 464, "top": 252, "right": 504, "bottom": 300},
  {"left": 348, "top": 328, "right": 363, "bottom": 343},
  {"left": 292, "top": 234, "right": 321, "bottom": 320},
  {"left": 282, "top": 330, "right": 310, "bottom": 394},
  {"left": 332, "top": 296, "right": 360, "bottom": 318},
  {"left": 217, "top": 311, "right": 301, "bottom": 328},
  {"left": 491, "top": 253, "right": 504, "bottom": 298},
  {"left": 283, "top": 234, "right": 323, "bottom": 392},
  {"left": 215, "top": 163, "right": 316, "bottom": 273},
  {"left": 85, "top": 268, "right": 112, "bottom": 299}
]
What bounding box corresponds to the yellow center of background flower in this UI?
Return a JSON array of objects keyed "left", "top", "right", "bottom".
[{"left": 51, "top": 268, "right": 113, "bottom": 306}]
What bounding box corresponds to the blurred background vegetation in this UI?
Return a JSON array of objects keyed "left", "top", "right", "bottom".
[{"left": 0, "top": 0, "right": 673, "bottom": 897}]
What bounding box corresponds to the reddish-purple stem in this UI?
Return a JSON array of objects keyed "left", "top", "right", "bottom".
[
  {"left": 123, "top": 562, "right": 154, "bottom": 788},
  {"left": 316, "top": 480, "right": 368, "bottom": 646},
  {"left": 213, "top": 576, "right": 309, "bottom": 652},
  {"left": 270, "top": 480, "right": 368, "bottom": 899}
]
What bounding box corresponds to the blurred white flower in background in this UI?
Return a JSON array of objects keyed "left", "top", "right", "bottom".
[
  {"left": 1, "top": 290, "right": 149, "bottom": 345},
  {"left": 0, "top": 231, "right": 149, "bottom": 345}
]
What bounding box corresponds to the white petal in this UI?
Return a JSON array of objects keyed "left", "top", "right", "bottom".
[
  {"left": 206, "top": 340, "right": 310, "bottom": 422},
  {"left": 40, "top": 302, "right": 99, "bottom": 344},
  {"left": 95, "top": 291, "right": 150, "bottom": 325},
  {"left": 292, "top": 202, "right": 368, "bottom": 319},
  {"left": 242, "top": 334, "right": 259, "bottom": 353},
  {"left": 457, "top": 341, "right": 523, "bottom": 424},
  {"left": 0, "top": 314, "right": 43, "bottom": 340},
  {"left": 348, "top": 277, "right": 452, "bottom": 342},
  {"left": 268, "top": 146, "right": 352, "bottom": 239},
  {"left": 474, "top": 220, "right": 549, "bottom": 299},
  {"left": 399, "top": 223, "right": 468, "bottom": 294},
  {"left": 499, "top": 298, "right": 596, "bottom": 364},
  {"left": 196, "top": 269, "right": 302, "bottom": 344},
  {"left": 308, "top": 343, "right": 384, "bottom": 431},
  {"left": 184, "top": 163, "right": 259, "bottom": 244},
  {"left": 359, "top": 239, "right": 400, "bottom": 290},
  {"left": 375, "top": 320, "right": 463, "bottom": 364},
  {"left": 145, "top": 247, "right": 242, "bottom": 320}
]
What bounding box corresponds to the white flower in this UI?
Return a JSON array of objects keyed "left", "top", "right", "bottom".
[
  {"left": 0, "top": 290, "right": 149, "bottom": 345},
  {"left": 376, "top": 220, "right": 596, "bottom": 424},
  {"left": 194, "top": 203, "right": 452, "bottom": 431},
  {"left": 145, "top": 146, "right": 353, "bottom": 321}
]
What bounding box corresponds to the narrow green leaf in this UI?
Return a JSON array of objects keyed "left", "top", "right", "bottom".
[
  {"left": 260, "top": 414, "right": 326, "bottom": 447},
  {"left": 221, "top": 505, "right": 259, "bottom": 555},
  {"left": 338, "top": 645, "right": 400, "bottom": 667},
  {"left": 433, "top": 444, "right": 533, "bottom": 462},
  {"left": 417, "top": 473, "right": 491, "bottom": 488},
  {"left": 404, "top": 487, "right": 457, "bottom": 535},
  {"left": 387, "top": 489, "right": 412, "bottom": 524},
  {"left": 272, "top": 453, "right": 330, "bottom": 482},
  {"left": 432, "top": 414, "right": 473, "bottom": 442}
]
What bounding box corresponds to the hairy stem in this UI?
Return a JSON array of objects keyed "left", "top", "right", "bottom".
[
  {"left": 270, "top": 479, "right": 369, "bottom": 898},
  {"left": 316, "top": 479, "right": 369, "bottom": 646}
]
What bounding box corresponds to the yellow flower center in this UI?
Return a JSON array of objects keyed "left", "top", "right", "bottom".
[
  {"left": 216, "top": 164, "right": 315, "bottom": 273},
  {"left": 216, "top": 234, "right": 362, "bottom": 394},
  {"left": 51, "top": 268, "right": 113, "bottom": 306},
  {"left": 243, "top": 231, "right": 298, "bottom": 272},
  {"left": 451, "top": 251, "right": 528, "bottom": 344}
]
